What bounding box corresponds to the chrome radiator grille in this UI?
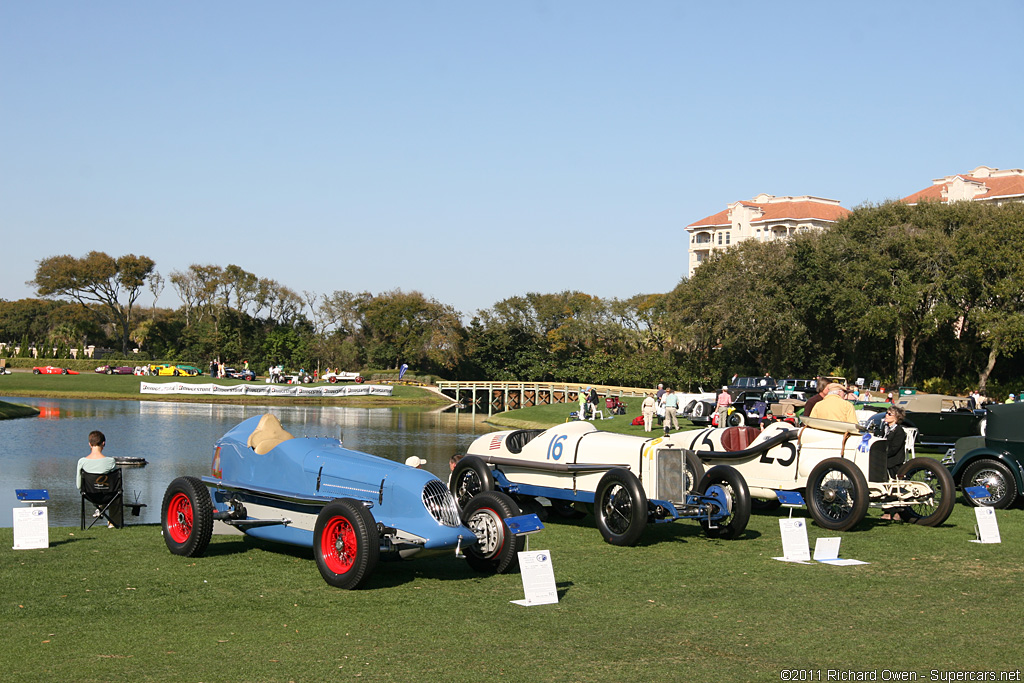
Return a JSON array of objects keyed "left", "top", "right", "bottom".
[
  {"left": 422, "top": 479, "right": 462, "bottom": 527},
  {"left": 656, "top": 449, "right": 684, "bottom": 503}
]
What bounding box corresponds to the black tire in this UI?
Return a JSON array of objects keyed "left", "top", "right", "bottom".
[
  {"left": 449, "top": 456, "right": 494, "bottom": 510},
  {"left": 33, "top": 368, "right": 40, "bottom": 374},
  {"left": 685, "top": 451, "right": 705, "bottom": 496},
  {"left": 726, "top": 411, "right": 745, "bottom": 427},
  {"left": 106, "top": 368, "right": 113, "bottom": 375},
  {"left": 682, "top": 400, "right": 696, "bottom": 416},
  {"left": 313, "top": 498, "right": 380, "bottom": 589},
  {"left": 805, "top": 458, "right": 870, "bottom": 531},
  {"left": 173, "top": 369, "right": 180, "bottom": 376},
  {"left": 896, "top": 457, "right": 956, "bottom": 526},
  {"left": 161, "top": 476, "right": 214, "bottom": 557},
  {"left": 696, "top": 465, "right": 750, "bottom": 539},
  {"left": 692, "top": 402, "right": 705, "bottom": 418},
  {"left": 462, "top": 491, "right": 524, "bottom": 574},
  {"left": 961, "top": 458, "right": 1018, "bottom": 509},
  {"left": 594, "top": 468, "right": 648, "bottom": 546},
  {"left": 61, "top": 368, "right": 68, "bottom": 375}
]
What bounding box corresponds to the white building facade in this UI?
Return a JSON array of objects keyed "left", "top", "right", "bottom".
[
  {"left": 685, "top": 194, "right": 850, "bottom": 278},
  {"left": 901, "top": 166, "right": 1024, "bottom": 206}
]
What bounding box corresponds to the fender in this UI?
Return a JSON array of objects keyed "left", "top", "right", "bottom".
[
  {"left": 692, "top": 429, "right": 800, "bottom": 461},
  {"left": 948, "top": 447, "right": 1024, "bottom": 492}
]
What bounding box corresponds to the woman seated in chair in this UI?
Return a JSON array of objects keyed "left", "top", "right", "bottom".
[{"left": 76, "top": 430, "right": 116, "bottom": 490}]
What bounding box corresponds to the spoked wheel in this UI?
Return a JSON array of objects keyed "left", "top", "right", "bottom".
[
  {"left": 462, "top": 491, "right": 523, "bottom": 574},
  {"left": 594, "top": 468, "right": 647, "bottom": 546},
  {"left": 696, "top": 465, "right": 750, "bottom": 539},
  {"left": 961, "top": 459, "right": 1018, "bottom": 508},
  {"left": 896, "top": 457, "right": 956, "bottom": 526},
  {"left": 449, "top": 456, "right": 494, "bottom": 511},
  {"left": 805, "top": 458, "right": 869, "bottom": 531},
  {"left": 313, "top": 499, "right": 379, "bottom": 589},
  {"left": 161, "top": 476, "right": 214, "bottom": 557}
]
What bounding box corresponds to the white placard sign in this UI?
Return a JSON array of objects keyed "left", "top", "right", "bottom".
[
  {"left": 774, "top": 518, "right": 811, "bottom": 563},
  {"left": 971, "top": 506, "right": 1001, "bottom": 544},
  {"left": 13, "top": 507, "right": 49, "bottom": 550},
  {"left": 510, "top": 550, "right": 558, "bottom": 606},
  {"left": 813, "top": 537, "right": 869, "bottom": 566},
  {"left": 813, "top": 537, "right": 841, "bottom": 561}
]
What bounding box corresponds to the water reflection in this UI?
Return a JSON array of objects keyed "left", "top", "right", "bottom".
[{"left": 3, "top": 397, "right": 497, "bottom": 528}]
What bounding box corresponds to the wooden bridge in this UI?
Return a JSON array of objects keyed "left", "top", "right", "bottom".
[{"left": 434, "top": 381, "right": 651, "bottom": 416}]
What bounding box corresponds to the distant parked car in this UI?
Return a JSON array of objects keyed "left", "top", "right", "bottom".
[
  {"left": 33, "top": 366, "right": 79, "bottom": 375},
  {"left": 689, "top": 389, "right": 770, "bottom": 427},
  {"left": 223, "top": 367, "right": 256, "bottom": 381},
  {"left": 95, "top": 365, "right": 134, "bottom": 375},
  {"left": 175, "top": 364, "right": 204, "bottom": 376},
  {"left": 944, "top": 402, "right": 1024, "bottom": 508},
  {"left": 322, "top": 371, "right": 364, "bottom": 384},
  {"left": 150, "top": 364, "right": 199, "bottom": 377},
  {"left": 865, "top": 393, "right": 986, "bottom": 448}
]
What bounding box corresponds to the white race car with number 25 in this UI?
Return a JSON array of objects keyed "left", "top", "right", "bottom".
[{"left": 683, "top": 417, "right": 956, "bottom": 531}]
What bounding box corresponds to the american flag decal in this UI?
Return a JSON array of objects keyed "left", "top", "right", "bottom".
[{"left": 489, "top": 435, "right": 503, "bottom": 450}]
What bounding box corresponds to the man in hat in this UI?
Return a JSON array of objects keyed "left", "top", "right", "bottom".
[{"left": 715, "top": 386, "right": 731, "bottom": 428}]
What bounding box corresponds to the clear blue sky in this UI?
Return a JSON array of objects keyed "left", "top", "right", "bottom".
[{"left": 2, "top": 1, "right": 1022, "bottom": 318}]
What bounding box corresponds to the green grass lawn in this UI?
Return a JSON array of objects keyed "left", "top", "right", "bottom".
[{"left": 2, "top": 501, "right": 1021, "bottom": 682}]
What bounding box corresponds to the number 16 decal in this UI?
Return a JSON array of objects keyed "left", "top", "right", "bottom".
[{"left": 547, "top": 434, "right": 568, "bottom": 460}]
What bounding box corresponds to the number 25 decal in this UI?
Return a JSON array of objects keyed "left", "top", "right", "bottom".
[
  {"left": 759, "top": 442, "right": 796, "bottom": 467},
  {"left": 547, "top": 434, "right": 568, "bottom": 461}
]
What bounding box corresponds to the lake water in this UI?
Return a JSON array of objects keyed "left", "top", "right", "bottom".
[{"left": 2, "top": 397, "right": 498, "bottom": 528}]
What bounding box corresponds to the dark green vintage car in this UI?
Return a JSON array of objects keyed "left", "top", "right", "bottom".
[
  {"left": 944, "top": 402, "right": 1024, "bottom": 508},
  {"left": 866, "top": 393, "right": 987, "bottom": 448}
]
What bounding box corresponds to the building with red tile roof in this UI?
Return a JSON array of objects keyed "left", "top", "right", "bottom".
[
  {"left": 685, "top": 194, "right": 850, "bottom": 277},
  {"left": 901, "top": 166, "right": 1024, "bottom": 205}
]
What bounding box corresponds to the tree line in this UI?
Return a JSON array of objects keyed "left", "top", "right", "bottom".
[{"left": 3, "top": 200, "right": 1023, "bottom": 394}]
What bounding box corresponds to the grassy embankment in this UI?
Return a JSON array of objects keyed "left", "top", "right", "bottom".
[
  {"left": 2, "top": 503, "right": 1021, "bottom": 682},
  {"left": 0, "top": 372, "right": 447, "bottom": 407},
  {"left": 0, "top": 398, "right": 39, "bottom": 419}
]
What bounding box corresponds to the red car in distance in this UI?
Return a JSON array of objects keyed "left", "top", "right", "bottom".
[{"left": 33, "top": 366, "right": 80, "bottom": 375}]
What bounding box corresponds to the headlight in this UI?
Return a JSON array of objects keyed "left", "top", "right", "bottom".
[{"left": 422, "top": 480, "right": 461, "bottom": 527}]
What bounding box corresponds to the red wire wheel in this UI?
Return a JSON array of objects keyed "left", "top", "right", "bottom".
[
  {"left": 160, "top": 476, "right": 213, "bottom": 557},
  {"left": 313, "top": 499, "right": 379, "bottom": 589},
  {"left": 319, "top": 516, "right": 357, "bottom": 574},
  {"left": 166, "top": 492, "right": 194, "bottom": 544}
]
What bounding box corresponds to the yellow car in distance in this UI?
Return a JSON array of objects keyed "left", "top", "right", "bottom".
[{"left": 149, "top": 364, "right": 199, "bottom": 377}]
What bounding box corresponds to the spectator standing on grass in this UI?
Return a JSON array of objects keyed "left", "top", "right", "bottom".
[
  {"left": 641, "top": 393, "right": 657, "bottom": 432},
  {"left": 715, "top": 386, "right": 731, "bottom": 429},
  {"left": 663, "top": 388, "right": 680, "bottom": 432}
]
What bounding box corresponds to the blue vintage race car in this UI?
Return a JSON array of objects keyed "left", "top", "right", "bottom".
[{"left": 161, "top": 414, "right": 524, "bottom": 589}]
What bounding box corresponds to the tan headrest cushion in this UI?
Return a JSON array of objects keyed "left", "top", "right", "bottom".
[{"left": 247, "top": 414, "right": 294, "bottom": 455}]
